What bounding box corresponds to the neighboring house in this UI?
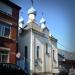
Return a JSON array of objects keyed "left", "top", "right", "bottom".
[
  {"left": 0, "top": 0, "right": 21, "bottom": 63},
  {"left": 58, "top": 53, "right": 68, "bottom": 75},
  {"left": 58, "top": 49, "right": 75, "bottom": 75},
  {"left": 18, "top": 4, "right": 59, "bottom": 75}
]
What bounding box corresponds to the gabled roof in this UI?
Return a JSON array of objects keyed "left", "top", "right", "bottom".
[{"left": 58, "top": 49, "right": 75, "bottom": 61}]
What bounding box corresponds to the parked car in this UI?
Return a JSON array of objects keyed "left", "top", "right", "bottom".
[{"left": 0, "top": 63, "right": 26, "bottom": 75}]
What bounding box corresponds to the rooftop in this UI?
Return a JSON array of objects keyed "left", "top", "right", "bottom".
[{"left": 58, "top": 49, "right": 75, "bottom": 61}]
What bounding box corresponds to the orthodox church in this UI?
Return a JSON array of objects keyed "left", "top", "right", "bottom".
[{"left": 18, "top": 2, "right": 59, "bottom": 75}]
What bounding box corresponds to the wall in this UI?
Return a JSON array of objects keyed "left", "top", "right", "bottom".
[
  {"left": 18, "top": 30, "right": 31, "bottom": 71},
  {"left": 32, "top": 30, "right": 52, "bottom": 74},
  {"left": 51, "top": 39, "right": 59, "bottom": 74},
  {"left": 0, "top": 1, "right": 20, "bottom": 63}
]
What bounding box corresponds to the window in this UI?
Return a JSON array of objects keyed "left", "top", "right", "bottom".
[
  {"left": 0, "top": 2, "right": 12, "bottom": 15},
  {"left": 4, "top": 26, "right": 10, "bottom": 37},
  {"left": 46, "top": 43, "right": 48, "bottom": 54},
  {"left": 0, "top": 50, "right": 9, "bottom": 63},
  {"left": 0, "top": 23, "right": 10, "bottom": 37},
  {"left": 25, "top": 46, "right": 28, "bottom": 59},
  {"left": 53, "top": 50, "right": 56, "bottom": 61},
  {"left": 37, "top": 46, "right": 39, "bottom": 59},
  {"left": 46, "top": 43, "right": 50, "bottom": 54}
]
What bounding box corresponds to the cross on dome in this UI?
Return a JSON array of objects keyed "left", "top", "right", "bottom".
[
  {"left": 40, "top": 12, "right": 46, "bottom": 24},
  {"left": 27, "top": 0, "right": 36, "bottom": 15}
]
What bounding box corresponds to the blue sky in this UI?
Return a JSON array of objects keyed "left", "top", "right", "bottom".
[{"left": 10, "top": 0, "right": 75, "bottom": 52}]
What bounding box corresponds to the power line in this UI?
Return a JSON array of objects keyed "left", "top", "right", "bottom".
[
  {"left": 57, "top": 42, "right": 71, "bottom": 51},
  {"left": 49, "top": 28, "right": 71, "bottom": 50}
]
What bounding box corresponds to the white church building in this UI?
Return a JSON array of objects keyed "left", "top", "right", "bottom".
[{"left": 18, "top": 3, "right": 59, "bottom": 75}]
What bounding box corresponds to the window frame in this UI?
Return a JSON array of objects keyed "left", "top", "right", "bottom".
[
  {"left": 0, "top": 23, "right": 11, "bottom": 38},
  {"left": 0, "top": 50, "right": 9, "bottom": 63}
]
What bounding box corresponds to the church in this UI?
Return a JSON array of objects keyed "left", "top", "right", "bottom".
[{"left": 18, "top": 2, "right": 59, "bottom": 75}]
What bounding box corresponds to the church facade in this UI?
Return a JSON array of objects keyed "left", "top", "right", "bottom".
[{"left": 18, "top": 4, "right": 59, "bottom": 75}]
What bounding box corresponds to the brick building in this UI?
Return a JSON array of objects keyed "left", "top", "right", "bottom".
[{"left": 0, "top": 0, "right": 21, "bottom": 63}]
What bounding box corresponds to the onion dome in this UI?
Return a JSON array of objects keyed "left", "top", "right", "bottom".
[
  {"left": 40, "top": 17, "right": 46, "bottom": 29},
  {"left": 28, "top": 6, "right": 36, "bottom": 15},
  {"left": 40, "top": 17, "right": 46, "bottom": 24}
]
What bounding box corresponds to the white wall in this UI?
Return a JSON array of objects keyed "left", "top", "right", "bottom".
[
  {"left": 32, "top": 31, "right": 45, "bottom": 73},
  {"left": 32, "top": 31, "right": 52, "bottom": 73},
  {"left": 18, "top": 30, "right": 31, "bottom": 70},
  {"left": 51, "top": 41, "right": 59, "bottom": 74},
  {"left": 18, "top": 29, "right": 59, "bottom": 74}
]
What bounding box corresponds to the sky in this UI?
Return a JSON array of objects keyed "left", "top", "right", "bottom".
[{"left": 10, "top": 0, "right": 75, "bottom": 52}]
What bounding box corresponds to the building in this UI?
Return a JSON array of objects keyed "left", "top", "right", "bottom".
[
  {"left": 18, "top": 3, "right": 59, "bottom": 75},
  {"left": 0, "top": 0, "right": 21, "bottom": 63},
  {"left": 58, "top": 49, "right": 75, "bottom": 75}
]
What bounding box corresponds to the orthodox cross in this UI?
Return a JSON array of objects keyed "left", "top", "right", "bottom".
[{"left": 31, "top": 0, "right": 34, "bottom": 6}]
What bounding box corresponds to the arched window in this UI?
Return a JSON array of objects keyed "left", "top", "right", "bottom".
[
  {"left": 37, "top": 46, "right": 39, "bottom": 59},
  {"left": 25, "top": 46, "right": 28, "bottom": 59},
  {"left": 46, "top": 43, "right": 48, "bottom": 54}
]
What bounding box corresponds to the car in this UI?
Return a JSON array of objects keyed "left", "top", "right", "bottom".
[{"left": 0, "top": 63, "right": 26, "bottom": 75}]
